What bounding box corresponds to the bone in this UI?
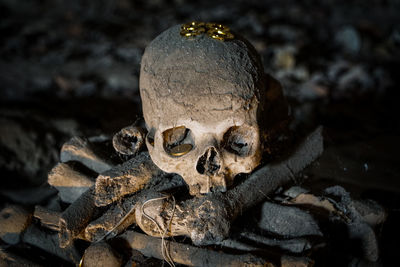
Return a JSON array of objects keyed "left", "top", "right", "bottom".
[
  {"left": 23, "top": 224, "right": 80, "bottom": 264},
  {"left": 59, "top": 186, "right": 100, "bottom": 248},
  {"left": 119, "top": 230, "right": 272, "bottom": 267},
  {"left": 324, "top": 185, "right": 380, "bottom": 262},
  {"left": 135, "top": 127, "right": 324, "bottom": 245},
  {"left": 33, "top": 205, "right": 60, "bottom": 232},
  {"left": 87, "top": 174, "right": 185, "bottom": 242},
  {"left": 220, "top": 234, "right": 313, "bottom": 255},
  {"left": 352, "top": 199, "right": 387, "bottom": 227},
  {"left": 60, "top": 136, "right": 114, "bottom": 173},
  {"left": 94, "top": 151, "right": 163, "bottom": 207},
  {"left": 288, "top": 193, "right": 337, "bottom": 214},
  {"left": 48, "top": 162, "right": 95, "bottom": 203},
  {"left": 0, "top": 204, "right": 32, "bottom": 245},
  {"left": 84, "top": 194, "right": 137, "bottom": 242},
  {"left": 112, "top": 125, "right": 146, "bottom": 156},
  {"left": 257, "top": 201, "right": 322, "bottom": 238},
  {"left": 81, "top": 242, "right": 122, "bottom": 267},
  {"left": 240, "top": 232, "right": 313, "bottom": 254}
]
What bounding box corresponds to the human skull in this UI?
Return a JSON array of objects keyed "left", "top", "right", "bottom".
[{"left": 140, "top": 23, "right": 282, "bottom": 195}]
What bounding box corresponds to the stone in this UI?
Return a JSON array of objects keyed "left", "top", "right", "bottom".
[{"left": 258, "top": 201, "right": 322, "bottom": 238}]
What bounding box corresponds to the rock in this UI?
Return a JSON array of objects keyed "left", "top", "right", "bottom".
[
  {"left": 114, "top": 44, "right": 142, "bottom": 63},
  {"left": 82, "top": 242, "right": 122, "bottom": 267},
  {"left": 273, "top": 46, "right": 296, "bottom": 70},
  {"left": 48, "top": 162, "right": 95, "bottom": 203},
  {"left": 297, "top": 73, "right": 329, "bottom": 100},
  {"left": 0, "top": 204, "right": 32, "bottom": 245},
  {"left": 268, "top": 25, "right": 300, "bottom": 42},
  {"left": 258, "top": 201, "right": 322, "bottom": 238},
  {"left": 335, "top": 26, "right": 361, "bottom": 55}
]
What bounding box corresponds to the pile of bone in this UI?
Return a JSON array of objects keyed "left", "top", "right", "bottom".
[
  {"left": 0, "top": 125, "right": 386, "bottom": 267},
  {"left": 0, "top": 23, "right": 387, "bottom": 266}
]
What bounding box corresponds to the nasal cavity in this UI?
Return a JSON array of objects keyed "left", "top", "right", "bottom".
[{"left": 196, "top": 147, "right": 221, "bottom": 175}]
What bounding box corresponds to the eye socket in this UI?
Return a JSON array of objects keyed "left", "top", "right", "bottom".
[
  {"left": 163, "top": 126, "right": 194, "bottom": 157},
  {"left": 223, "top": 126, "right": 256, "bottom": 157}
]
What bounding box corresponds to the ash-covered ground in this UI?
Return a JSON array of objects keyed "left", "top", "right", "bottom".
[{"left": 1, "top": 0, "right": 400, "bottom": 266}]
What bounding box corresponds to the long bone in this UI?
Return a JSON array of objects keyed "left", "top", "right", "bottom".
[{"left": 135, "top": 127, "right": 324, "bottom": 245}]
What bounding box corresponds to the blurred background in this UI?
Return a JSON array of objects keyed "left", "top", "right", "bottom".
[{"left": 0, "top": 0, "right": 399, "bottom": 265}]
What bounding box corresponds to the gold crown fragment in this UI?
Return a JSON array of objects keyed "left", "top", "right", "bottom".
[{"left": 180, "top": 21, "right": 234, "bottom": 41}]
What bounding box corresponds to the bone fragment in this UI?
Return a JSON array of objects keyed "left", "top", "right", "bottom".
[
  {"left": 23, "top": 224, "right": 80, "bottom": 264},
  {"left": 0, "top": 204, "right": 32, "bottom": 245},
  {"left": 119, "top": 230, "right": 273, "bottom": 267},
  {"left": 48, "top": 162, "right": 95, "bottom": 203},
  {"left": 283, "top": 186, "right": 309, "bottom": 198},
  {"left": 258, "top": 201, "right": 322, "bottom": 237},
  {"left": 82, "top": 242, "right": 122, "bottom": 267},
  {"left": 94, "top": 151, "right": 163, "bottom": 207},
  {"left": 288, "top": 193, "right": 337, "bottom": 214},
  {"left": 112, "top": 125, "right": 146, "bottom": 156},
  {"left": 84, "top": 194, "right": 137, "bottom": 242},
  {"left": 59, "top": 186, "right": 99, "bottom": 248},
  {"left": 33, "top": 205, "right": 60, "bottom": 232},
  {"left": 60, "top": 136, "right": 113, "bottom": 173}
]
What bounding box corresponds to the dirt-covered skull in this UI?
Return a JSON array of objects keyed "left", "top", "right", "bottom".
[{"left": 140, "top": 23, "right": 283, "bottom": 195}]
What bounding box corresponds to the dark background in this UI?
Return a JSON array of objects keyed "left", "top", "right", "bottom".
[{"left": 1, "top": 0, "right": 400, "bottom": 265}]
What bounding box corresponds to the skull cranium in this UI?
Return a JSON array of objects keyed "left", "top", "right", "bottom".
[{"left": 139, "top": 24, "right": 283, "bottom": 195}]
